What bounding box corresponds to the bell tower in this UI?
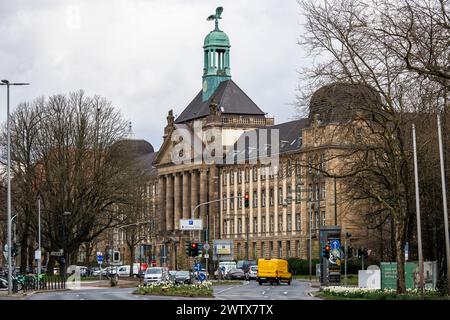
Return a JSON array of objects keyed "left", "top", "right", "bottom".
[{"left": 202, "top": 7, "right": 231, "bottom": 102}]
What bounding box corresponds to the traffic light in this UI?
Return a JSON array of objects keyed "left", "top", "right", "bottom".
[
  {"left": 190, "top": 242, "right": 199, "bottom": 257},
  {"left": 185, "top": 240, "right": 191, "bottom": 256},
  {"left": 323, "top": 244, "right": 331, "bottom": 259},
  {"left": 347, "top": 246, "right": 353, "bottom": 258},
  {"left": 244, "top": 192, "right": 250, "bottom": 208}
]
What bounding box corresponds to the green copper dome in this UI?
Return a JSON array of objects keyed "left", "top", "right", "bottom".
[{"left": 204, "top": 30, "right": 230, "bottom": 48}]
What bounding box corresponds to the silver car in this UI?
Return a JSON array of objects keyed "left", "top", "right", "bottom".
[{"left": 143, "top": 267, "right": 169, "bottom": 285}]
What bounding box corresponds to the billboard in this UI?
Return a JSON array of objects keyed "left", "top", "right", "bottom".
[{"left": 213, "top": 240, "right": 234, "bottom": 261}]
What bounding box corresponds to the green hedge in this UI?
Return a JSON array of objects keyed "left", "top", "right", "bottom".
[{"left": 287, "top": 258, "right": 320, "bottom": 275}]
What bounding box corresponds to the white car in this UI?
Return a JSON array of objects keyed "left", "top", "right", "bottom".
[
  {"left": 246, "top": 265, "right": 258, "bottom": 280},
  {"left": 143, "top": 267, "right": 169, "bottom": 285}
]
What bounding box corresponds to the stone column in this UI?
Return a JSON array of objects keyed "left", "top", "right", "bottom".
[
  {"left": 190, "top": 170, "right": 198, "bottom": 218},
  {"left": 158, "top": 176, "right": 166, "bottom": 234},
  {"left": 182, "top": 171, "right": 190, "bottom": 219},
  {"left": 208, "top": 166, "right": 219, "bottom": 241},
  {"left": 166, "top": 174, "right": 174, "bottom": 231},
  {"left": 174, "top": 173, "right": 181, "bottom": 230},
  {"left": 199, "top": 168, "right": 208, "bottom": 236}
]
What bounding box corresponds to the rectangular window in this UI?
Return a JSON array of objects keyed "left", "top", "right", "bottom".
[
  {"left": 230, "top": 220, "right": 235, "bottom": 235},
  {"left": 278, "top": 187, "right": 283, "bottom": 205},
  {"left": 287, "top": 214, "right": 292, "bottom": 231},
  {"left": 296, "top": 213, "right": 301, "bottom": 231},
  {"left": 223, "top": 171, "right": 227, "bottom": 186},
  {"left": 261, "top": 166, "right": 266, "bottom": 181},
  {"left": 253, "top": 217, "right": 258, "bottom": 234},
  {"left": 261, "top": 242, "right": 265, "bottom": 258},
  {"left": 296, "top": 184, "right": 301, "bottom": 203},
  {"left": 253, "top": 167, "right": 258, "bottom": 181},
  {"left": 245, "top": 168, "right": 250, "bottom": 182},
  {"left": 230, "top": 171, "right": 234, "bottom": 185},
  {"left": 230, "top": 193, "right": 234, "bottom": 210},
  {"left": 270, "top": 215, "right": 274, "bottom": 233},
  {"left": 322, "top": 183, "right": 326, "bottom": 199},
  {"left": 269, "top": 188, "right": 274, "bottom": 206},
  {"left": 287, "top": 161, "right": 292, "bottom": 177},
  {"left": 286, "top": 240, "right": 291, "bottom": 257},
  {"left": 270, "top": 241, "right": 274, "bottom": 257},
  {"left": 253, "top": 191, "right": 258, "bottom": 208},
  {"left": 253, "top": 242, "right": 257, "bottom": 259},
  {"left": 308, "top": 184, "right": 313, "bottom": 201},
  {"left": 238, "top": 170, "right": 242, "bottom": 184},
  {"left": 238, "top": 192, "right": 242, "bottom": 209},
  {"left": 238, "top": 218, "right": 242, "bottom": 234},
  {"left": 321, "top": 210, "right": 326, "bottom": 226},
  {"left": 223, "top": 220, "right": 227, "bottom": 235},
  {"left": 315, "top": 184, "right": 320, "bottom": 200},
  {"left": 262, "top": 190, "right": 266, "bottom": 207},
  {"left": 315, "top": 211, "right": 319, "bottom": 229},
  {"left": 262, "top": 216, "right": 266, "bottom": 233},
  {"left": 223, "top": 193, "right": 227, "bottom": 211},
  {"left": 278, "top": 214, "right": 283, "bottom": 232},
  {"left": 295, "top": 240, "right": 300, "bottom": 257},
  {"left": 295, "top": 160, "right": 301, "bottom": 177},
  {"left": 278, "top": 241, "right": 282, "bottom": 258}
]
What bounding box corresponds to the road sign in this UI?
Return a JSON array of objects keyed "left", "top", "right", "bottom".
[
  {"left": 204, "top": 253, "right": 209, "bottom": 259},
  {"left": 97, "top": 252, "right": 103, "bottom": 263},
  {"left": 51, "top": 250, "right": 63, "bottom": 256},
  {"left": 180, "top": 219, "right": 203, "bottom": 230},
  {"left": 194, "top": 263, "right": 202, "bottom": 271},
  {"left": 35, "top": 250, "right": 41, "bottom": 260},
  {"left": 198, "top": 273, "right": 206, "bottom": 282}
]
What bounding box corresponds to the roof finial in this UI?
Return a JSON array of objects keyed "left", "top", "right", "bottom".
[{"left": 207, "top": 7, "right": 223, "bottom": 31}]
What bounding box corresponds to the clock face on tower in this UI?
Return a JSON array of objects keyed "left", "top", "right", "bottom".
[{"left": 202, "top": 80, "right": 208, "bottom": 93}]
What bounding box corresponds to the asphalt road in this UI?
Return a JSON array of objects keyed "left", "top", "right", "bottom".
[
  {"left": 213, "top": 280, "right": 319, "bottom": 300},
  {"left": 14, "top": 279, "right": 318, "bottom": 300}
]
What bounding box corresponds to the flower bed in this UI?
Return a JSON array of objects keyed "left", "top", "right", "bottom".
[
  {"left": 320, "top": 286, "right": 447, "bottom": 300},
  {"left": 134, "top": 281, "right": 214, "bottom": 297}
]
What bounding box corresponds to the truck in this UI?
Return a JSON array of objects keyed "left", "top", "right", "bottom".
[{"left": 256, "top": 258, "right": 292, "bottom": 285}]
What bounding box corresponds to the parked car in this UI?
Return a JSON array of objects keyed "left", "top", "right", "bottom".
[
  {"left": 168, "top": 270, "right": 177, "bottom": 282},
  {"left": 257, "top": 258, "right": 292, "bottom": 285},
  {"left": 116, "top": 265, "right": 140, "bottom": 277},
  {"left": 173, "top": 271, "right": 192, "bottom": 284},
  {"left": 236, "top": 260, "right": 256, "bottom": 274},
  {"left": 143, "top": 267, "right": 169, "bottom": 285},
  {"left": 226, "top": 268, "right": 246, "bottom": 280},
  {"left": 246, "top": 265, "right": 258, "bottom": 280},
  {"left": 214, "top": 261, "right": 237, "bottom": 279},
  {"left": 89, "top": 267, "right": 101, "bottom": 276}
]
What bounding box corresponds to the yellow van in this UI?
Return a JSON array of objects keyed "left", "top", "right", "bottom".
[{"left": 257, "top": 258, "right": 292, "bottom": 285}]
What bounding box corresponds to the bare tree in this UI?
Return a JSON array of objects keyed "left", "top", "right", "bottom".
[
  {"left": 298, "top": 0, "right": 448, "bottom": 293},
  {"left": 1, "top": 90, "right": 145, "bottom": 275}
]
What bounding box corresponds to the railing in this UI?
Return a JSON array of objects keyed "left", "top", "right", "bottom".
[{"left": 22, "top": 275, "right": 66, "bottom": 292}]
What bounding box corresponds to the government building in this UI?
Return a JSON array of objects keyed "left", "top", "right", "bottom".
[{"left": 93, "top": 9, "right": 380, "bottom": 270}]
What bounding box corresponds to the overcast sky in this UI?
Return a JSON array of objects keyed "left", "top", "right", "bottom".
[{"left": 0, "top": 0, "right": 308, "bottom": 150}]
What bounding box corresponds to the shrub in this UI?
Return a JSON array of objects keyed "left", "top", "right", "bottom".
[{"left": 287, "top": 258, "right": 320, "bottom": 275}]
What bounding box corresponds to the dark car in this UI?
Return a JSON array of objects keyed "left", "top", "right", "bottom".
[
  {"left": 226, "top": 268, "right": 246, "bottom": 280},
  {"left": 174, "top": 271, "right": 192, "bottom": 284}
]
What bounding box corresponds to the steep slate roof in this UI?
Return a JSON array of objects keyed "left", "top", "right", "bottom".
[
  {"left": 226, "top": 118, "right": 310, "bottom": 163},
  {"left": 137, "top": 151, "right": 158, "bottom": 177},
  {"left": 175, "top": 80, "right": 266, "bottom": 123}
]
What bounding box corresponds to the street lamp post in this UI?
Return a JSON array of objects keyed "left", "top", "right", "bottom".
[{"left": 1, "top": 79, "right": 30, "bottom": 295}]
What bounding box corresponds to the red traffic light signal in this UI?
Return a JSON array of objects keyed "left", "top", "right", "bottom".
[
  {"left": 325, "top": 245, "right": 330, "bottom": 251},
  {"left": 244, "top": 192, "right": 250, "bottom": 208}
]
